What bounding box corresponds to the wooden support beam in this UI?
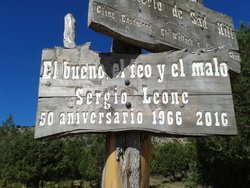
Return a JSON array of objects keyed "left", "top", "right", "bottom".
[
  {"left": 190, "top": 0, "right": 204, "bottom": 5},
  {"left": 102, "top": 40, "right": 152, "bottom": 188},
  {"left": 102, "top": 134, "right": 152, "bottom": 188},
  {"left": 63, "top": 13, "right": 76, "bottom": 49}
]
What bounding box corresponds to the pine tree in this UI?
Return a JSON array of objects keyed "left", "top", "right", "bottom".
[
  {"left": 196, "top": 24, "right": 250, "bottom": 188},
  {"left": 2, "top": 115, "right": 15, "bottom": 128}
]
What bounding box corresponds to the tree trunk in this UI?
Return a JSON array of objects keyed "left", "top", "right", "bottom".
[
  {"left": 40, "top": 180, "right": 44, "bottom": 188},
  {"left": 3, "top": 179, "right": 7, "bottom": 188}
]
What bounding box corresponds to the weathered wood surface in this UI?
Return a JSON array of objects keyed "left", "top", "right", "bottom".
[
  {"left": 191, "top": 0, "right": 203, "bottom": 5},
  {"left": 102, "top": 133, "right": 151, "bottom": 188},
  {"left": 35, "top": 44, "right": 237, "bottom": 139},
  {"left": 101, "top": 40, "right": 150, "bottom": 188},
  {"left": 38, "top": 46, "right": 235, "bottom": 99},
  {"left": 139, "top": 134, "right": 152, "bottom": 188},
  {"left": 64, "top": 13, "right": 76, "bottom": 48},
  {"left": 88, "top": 0, "right": 241, "bottom": 73},
  {"left": 35, "top": 94, "right": 237, "bottom": 138}
]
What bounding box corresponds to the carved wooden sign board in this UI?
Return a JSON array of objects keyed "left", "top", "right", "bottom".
[
  {"left": 35, "top": 44, "right": 237, "bottom": 139},
  {"left": 88, "top": 0, "right": 241, "bottom": 73}
]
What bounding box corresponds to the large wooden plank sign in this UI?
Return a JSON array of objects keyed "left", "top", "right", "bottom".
[
  {"left": 35, "top": 43, "right": 237, "bottom": 139},
  {"left": 88, "top": 0, "right": 241, "bottom": 73}
]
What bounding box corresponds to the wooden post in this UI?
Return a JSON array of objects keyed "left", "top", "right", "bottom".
[
  {"left": 63, "top": 13, "right": 76, "bottom": 49},
  {"left": 190, "top": 0, "right": 204, "bottom": 5},
  {"left": 102, "top": 40, "right": 152, "bottom": 188},
  {"left": 198, "top": 0, "right": 204, "bottom": 5}
]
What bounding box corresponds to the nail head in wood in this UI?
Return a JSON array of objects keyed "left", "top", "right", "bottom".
[
  {"left": 126, "top": 102, "right": 132, "bottom": 109},
  {"left": 125, "top": 79, "right": 130, "bottom": 86}
]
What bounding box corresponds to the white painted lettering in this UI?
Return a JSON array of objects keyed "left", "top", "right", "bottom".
[
  {"left": 190, "top": 11, "right": 208, "bottom": 29},
  {"left": 157, "top": 64, "right": 165, "bottom": 83},
  {"left": 152, "top": 110, "right": 183, "bottom": 125},
  {"left": 172, "top": 4, "right": 183, "bottom": 19},
  {"left": 196, "top": 112, "right": 229, "bottom": 127}
]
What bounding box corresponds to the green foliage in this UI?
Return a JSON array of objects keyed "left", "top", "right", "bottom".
[
  {"left": 79, "top": 135, "right": 105, "bottom": 187},
  {"left": 13, "top": 130, "right": 42, "bottom": 187},
  {"left": 195, "top": 24, "right": 250, "bottom": 188},
  {"left": 59, "top": 137, "right": 85, "bottom": 180},
  {"left": 2, "top": 115, "right": 15, "bottom": 128},
  {"left": 0, "top": 117, "right": 105, "bottom": 187},
  {"left": 0, "top": 124, "right": 19, "bottom": 186},
  {"left": 151, "top": 139, "right": 196, "bottom": 182}
]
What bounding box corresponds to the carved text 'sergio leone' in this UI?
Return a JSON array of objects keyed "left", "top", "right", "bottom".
[{"left": 35, "top": 44, "right": 237, "bottom": 139}]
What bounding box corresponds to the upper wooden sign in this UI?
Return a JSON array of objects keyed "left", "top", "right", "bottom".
[
  {"left": 35, "top": 44, "right": 237, "bottom": 139},
  {"left": 88, "top": 0, "right": 241, "bottom": 72}
]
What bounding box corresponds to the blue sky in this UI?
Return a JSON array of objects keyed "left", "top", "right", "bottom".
[{"left": 0, "top": 0, "right": 249, "bottom": 126}]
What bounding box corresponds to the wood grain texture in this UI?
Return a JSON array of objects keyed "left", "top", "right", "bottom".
[
  {"left": 102, "top": 133, "right": 151, "bottom": 188},
  {"left": 64, "top": 13, "right": 76, "bottom": 48},
  {"left": 38, "top": 46, "right": 234, "bottom": 99},
  {"left": 140, "top": 134, "right": 152, "bottom": 188},
  {"left": 35, "top": 95, "right": 237, "bottom": 138},
  {"left": 35, "top": 45, "right": 237, "bottom": 139},
  {"left": 88, "top": 0, "right": 241, "bottom": 73},
  {"left": 102, "top": 41, "right": 147, "bottom": 188},
  {"left": 102, "top": 134, "right": 120, "bottom": 188},
  {"left": 193, "top": 0, "right": 203, "bottom": 5}
]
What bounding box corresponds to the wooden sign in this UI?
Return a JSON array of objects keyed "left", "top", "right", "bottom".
[
  {"left": 35, "top": 44, "right": 237, "bottom": 138},
  {"left": 88, "top": 0, "right": 241, "bottom": 73}
]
